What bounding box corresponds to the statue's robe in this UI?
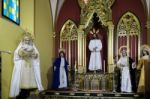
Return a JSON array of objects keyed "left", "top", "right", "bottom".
[
  {"left": 117, "top": 56, "right": 136, "bottom": 92},
  {"left": 137, "top": 56, "right": 149, "bottom": 92},
  {"left": 52, "top": 57, "right": 69, "bottom": 89},
  {"left": 88, "top": 39, "right": 102, "bottom": 71},
  {"left": 9, "top": 42, "right": 44, "bottom": 98}
]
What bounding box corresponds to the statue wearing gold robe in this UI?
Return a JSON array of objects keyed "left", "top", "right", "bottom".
[{"left": 137, "top": 47, "right": 150, "bottom": 92}]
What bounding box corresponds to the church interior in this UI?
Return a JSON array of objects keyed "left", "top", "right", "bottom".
[{"left": 0, "top": 0, "right": 150, "bottom": 99}]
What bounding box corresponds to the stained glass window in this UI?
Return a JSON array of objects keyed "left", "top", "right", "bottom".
[{"left": 2, "top": 0, "right": 20, "bottom": 25}]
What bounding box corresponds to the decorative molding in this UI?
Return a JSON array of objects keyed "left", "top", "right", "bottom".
[
  {"left": 78, "top": 0, "right": 115, "bottom": 29},
  {"left": 117, "top": 12, "right": 140, "bottom": 37},
  {"left": 116, "top": 11, "right": 141, "bottom": 61},
  {"left": 60, "top": 20, "right": 78, "bottom": 41}
]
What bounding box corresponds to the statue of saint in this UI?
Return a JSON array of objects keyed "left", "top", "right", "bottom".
[
  {"left": 117, "top": 48, "right": 136, "bottom": 92},
  {"left": 88, "top": 28, "right": 102, "bottom": 71},
  {"left": 137, "top": 46, "right": 150, "bottom": 92},
  {"left": 52, "top": 48, "right": 69, "bottom": 89},
  {"left": 9, "top": 33, "right": 44, "bottom": 98}
]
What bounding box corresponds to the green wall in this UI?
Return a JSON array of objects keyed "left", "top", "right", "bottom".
[
  {"left": 0, "top": 18, "right": 23, "bottom": 99},
  {"left": 34, "top": 0, "right": 54, "bottom": 89},
  {"left": 0, "top": 0, "right": 54, "bottom": 98}
]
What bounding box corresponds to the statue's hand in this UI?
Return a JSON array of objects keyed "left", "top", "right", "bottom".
[
  {"left": 120, "top": 64, "right": 125, "bottom": 67},
  {"left": 54, "top": 66, "right": 56, "bottom": 71},
  {"left": 93, "top": 48, "right": 97, "bottom": 51},
  {"left": 31, "top": 53, "right": 38, "bottom": 59},
  {"left": 132, "top": 62, "right": 136, "bottom": 69}
]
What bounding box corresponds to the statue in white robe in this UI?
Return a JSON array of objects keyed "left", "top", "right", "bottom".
[
  {"left": 88, "top": 33, "right": 102, "bottom": 71},
  {"left": 117, "top": 49, "right": 132, "bottom": 92},
  {"left": 9, "top": 33, "right": 44, "bottom": 98}
]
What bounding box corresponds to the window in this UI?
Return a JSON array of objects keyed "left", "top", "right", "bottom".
[{"left": 2, "top": 0, "right": 20, "bottom": 25}]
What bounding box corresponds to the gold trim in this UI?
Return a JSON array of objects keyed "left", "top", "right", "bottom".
[
  {"left": 60, "top": 20, "right": 78, "bottom": 65},
  {"left": 140, "top": 44, "right": 150, "bottom": 58},
  {"left": 146, "top": 20, "right": 150, "bottom": 52},
  {"left": 116, "top": 11, "right": 141, "bottom": 61},
  {"left": 118, "top": 46, "right": 128, "bottom": 55},
  {"left": 77, "top": 0, "right": 115, "bottom": 73},
  {"left": 141, "top": 45, "right": 150, "bottom": 52},
  {"left": 60, "top": 0, "right": 116, "bottom": 73}
]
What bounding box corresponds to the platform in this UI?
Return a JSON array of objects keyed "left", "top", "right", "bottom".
[{"left": 39, "top": 90, "right": 144, "bottom": 99}]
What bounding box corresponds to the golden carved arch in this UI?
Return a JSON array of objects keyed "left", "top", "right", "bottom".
[
  {"left": 60, "top": 20, "right": 78, "bottom": 41},
  {"left": 78, "top": 0, "right": 115, "bottom": 28},
  {"left": 60, "top": 20, "right": 78, "bottom": 65},
  {"left": 116, "top": 11, "right": 141, "bottom": 63},
  {"left": 77, "top": 0, "right": 115, "bottom": 73}
]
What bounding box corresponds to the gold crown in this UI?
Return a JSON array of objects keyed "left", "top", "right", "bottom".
[
  {"left": 90, "top": 28, "right": 99, "bottom": 35},
  {"left": 119, "top": 46, "right": 129, "bottom": 55},
  {"left": 23, "top": 32, "right": 34, "bottom": 41},
  {"left": 141, "top": 44, "right": 150, "bottom": 53},
  {"left": 21, "top": 27, "right": 34, "bottom": 40}
]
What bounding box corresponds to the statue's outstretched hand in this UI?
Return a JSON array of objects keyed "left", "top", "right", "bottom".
[{"left": 132, "top": 62, "right": 136, "bottom": 69}]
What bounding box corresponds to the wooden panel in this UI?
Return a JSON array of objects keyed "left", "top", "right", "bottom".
[{"left": 144, "top": 60, "right": 150, "bottom": 99}]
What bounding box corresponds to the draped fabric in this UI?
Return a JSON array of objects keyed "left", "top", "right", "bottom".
[
  {"left": 88, "top": 39, "right": 102, "bottom": 70},
  {"left": 52, "top": 57, "right": 69, "bottom": 89},
  {"left": 117, "top": 56, "right": 132, "bottom": 92},
  {"left": 9, "top": 42, "right": 44, "bottom": 98}
]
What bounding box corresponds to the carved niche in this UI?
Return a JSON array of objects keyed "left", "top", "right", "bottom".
[{"left": 77, "top": 0, "right": 115, "bottom": 73}]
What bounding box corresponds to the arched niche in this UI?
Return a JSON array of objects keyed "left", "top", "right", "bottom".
[
  {"left": 116, "top": 11, "right": 141, "bottom": 63},
  {"left": 85, "top": 13, "right": 108, "bottom": 72},
  {"left": 77, "top": 0, "right": 115, "bottom": 73},
  {"left": 60, "top": 20, "right": 78, "bottom": 68}
]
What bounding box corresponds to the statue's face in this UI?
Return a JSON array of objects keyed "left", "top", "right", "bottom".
[
  {"left": 122, "top": 50, "right": 127, "bottom": 57},
  {"left": 23, "top": 36, "right": 32, "bottom": 45},
  {"left": 142, "top": 49, "right": 148, "bottom": 56},
  {"left": 93, "top": 34, "right": 97, "bottom": 38},
  {"left": 60, "top": 52, "right": 64, "bottom": 57}
]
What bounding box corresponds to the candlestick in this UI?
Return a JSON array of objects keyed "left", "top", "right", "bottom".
[{"left": 104, "top": 60, "right": 105, "bottom": 74}]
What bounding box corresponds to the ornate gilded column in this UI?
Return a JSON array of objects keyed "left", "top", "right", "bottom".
[
  {"left": 107, "top": 21, "right": 114, "bottom": 73},
  {"left": 77, "top": 25, "right": 85, "bottom": 73},
  {"left": 146, "top": 20, "right": 150, "bottom": 45},
  {"left": 145, "top": 0, "right": 150, "bottom": 46}
]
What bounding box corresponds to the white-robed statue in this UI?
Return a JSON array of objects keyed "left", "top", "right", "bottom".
[
  {"left": 117, "top": 48, "right": 132, "bottom": 93},
  {"left": 9, "top": 33, "right": 44, "bottom": 98},
  {"left": 88, "top": 28, "right": 102, "bottom": 71}
]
